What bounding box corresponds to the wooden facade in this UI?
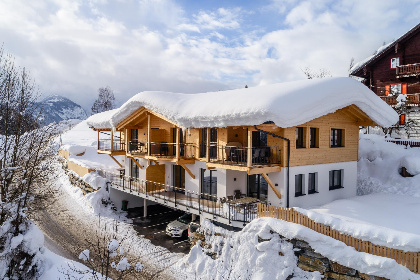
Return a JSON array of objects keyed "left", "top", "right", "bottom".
[
  {"left": 96, "top": 104, "right": 371, "bottom": 173},
  {"left": 351, "top": 23, "right": 420, "bottom": 106}
]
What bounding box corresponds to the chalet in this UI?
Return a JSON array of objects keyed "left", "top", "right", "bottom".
[
  {"left": 86, "top": 77, "right": 397, "bottom": 228},
  {"left": 350, "top": 22, "right": 420, "bottom": 136}
]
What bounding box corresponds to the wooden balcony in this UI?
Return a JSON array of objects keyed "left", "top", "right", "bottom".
[
  {"left": 127, "top": 141, "right": 196, "bottom": 163},
  {"left": 97, "top": 138, "right": 126, "bottom": 155},
  {"left": 206, "top": 144, "right": 282, "bottom": 174},
  {"left": 380, "top": 94, "right": 420, "bottom": 106},
  {"left": 396, "top": 63, "right": 420, "bottom": 78}
]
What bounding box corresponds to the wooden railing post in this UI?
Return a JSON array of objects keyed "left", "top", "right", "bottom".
[
  {"left": 247, "top": 129, "right": 252, "bottom": 168},
  {"left": 147, "top": 114, "right": 151, "bottom": 156}
]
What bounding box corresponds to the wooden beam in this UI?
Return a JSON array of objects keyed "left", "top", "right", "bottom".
[
  {"left": 125, "top": 128, "right": 129, "bottom": 152},
  {"left": 128, "top": 156, "right": 143, "bottom": 169},
  {"left": 180, "top": 163, "right": 195, "bottom": 179},
  {"left": 261, "top": 173, "right": 281, "bottom": 199},
  {"left": 97, "top": 130, "right": 100, "bottom": 150},
  {"left": 147, "top": 114, "right": 151, "bottom": 156},
  {"left": 176, "top": 127, "right": 180, "bottom": 160},
  {"left": 108, "top": 155, "right": 123, "bottom": 168},
  {"left": 110, "top": 130, "right": 114, "bottom": 152},
  {"left": 206, "top": 128, "right": 210, "bottom": 162},
  {"left": 247, "top": 130, "right": 252, "bottom": 168}
]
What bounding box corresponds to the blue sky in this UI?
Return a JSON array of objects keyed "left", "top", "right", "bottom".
[{"left": 0, "top": 0, "right": 419, "bottom": 110}]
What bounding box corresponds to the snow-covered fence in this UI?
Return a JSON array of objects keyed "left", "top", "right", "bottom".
[
  {"left": 257, "top": 204, "right": 420, "bottom": 274},
  {"left": 385, "top": 139, "right": 420, "bottom": 148}
]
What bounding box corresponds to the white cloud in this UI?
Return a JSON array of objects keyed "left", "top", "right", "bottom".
[
  {"left": 193, "top": 8, "right": 241, "bottom": 30},
  {"left": 0, "top": 0, "right": 419, "bottom": 111}
]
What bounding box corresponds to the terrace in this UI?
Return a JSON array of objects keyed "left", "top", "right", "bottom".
[{"left": 103, "top": 172, "right": 261, "bottom": 228}]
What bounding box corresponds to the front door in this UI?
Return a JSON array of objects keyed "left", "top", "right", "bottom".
[{"left": 173, "top": 165, "right": 185, "bottom": 191}]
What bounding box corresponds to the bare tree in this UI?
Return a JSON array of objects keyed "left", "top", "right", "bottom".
[
  {"left": 0, "top": 46, "right": 57, "bottom": 278},
  {"left": 91, "top": 86, "right": 116, "bottom": 115},
  {"left": 302, "top": 67, "right": 332, "bottom": 79},
  {"left": 62, "top": 219, "right": 146, "bottom": 280}
]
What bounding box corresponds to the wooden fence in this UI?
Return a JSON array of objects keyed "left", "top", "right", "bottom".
[
  {"left": 257, "top": 204, "right": 420, "bottom": 273},
  {"left": 386, "top": 139, "right": 420, "bottom": 148}
]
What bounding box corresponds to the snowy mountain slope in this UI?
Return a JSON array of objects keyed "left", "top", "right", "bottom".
[{"left": 36, "top": 95, "right": 88, "bottom": 125}]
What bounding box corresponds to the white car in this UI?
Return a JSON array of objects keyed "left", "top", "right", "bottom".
[{"left": 166, "top": 213, "right": 192, "bottom": 238}]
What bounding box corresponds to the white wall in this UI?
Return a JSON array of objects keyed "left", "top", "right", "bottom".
[
  {"left": 110, "top": 187, "right": 145, "bottom": 210},
  {"left": 225, "top": 170, "right": 247, "bottom": 197},
  {"left": 285, "top": 161, "right": 357, "bottom": 209}
]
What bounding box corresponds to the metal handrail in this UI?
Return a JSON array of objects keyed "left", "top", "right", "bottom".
[{"left": 102, "top": 171, "right": 260, "bottom": 223}]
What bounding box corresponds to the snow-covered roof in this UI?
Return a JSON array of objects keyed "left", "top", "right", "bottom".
[{"left": 86, "top": 77, "right": 398, "bottom": 130}]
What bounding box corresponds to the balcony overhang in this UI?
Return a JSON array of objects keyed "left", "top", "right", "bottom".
[{"left": 206, "top": 162, "right": 281, "bottom": 175}]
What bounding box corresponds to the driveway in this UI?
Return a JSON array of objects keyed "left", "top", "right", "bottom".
[{"left": 128, "top": 204, "right": 191, "bottom": 254}]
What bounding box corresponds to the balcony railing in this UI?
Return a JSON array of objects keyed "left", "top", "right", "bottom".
[
  {"left": 98, "top": 139, "right": 126, "bottom": 151},
  {"left": 128, "top": 140, "right": 147, "bottom": 155},
  {"left": 209, "top": 145, "right": 281, "bottom": 166},
  {"left": 103, "top": 172, "right": 261, "bottom": 224},
  {"left": 396, "top": 63, "right": 420, "bottom": 77},
  {"left": 380, "top": 94, "right": 420, "bottom": 106},
  {"left": 149, "top": 142, "right": 196, "bottom": 158}
]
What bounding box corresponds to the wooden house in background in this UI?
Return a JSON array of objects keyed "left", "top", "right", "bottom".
[{"left": 350, "top": 22, "right": 420, "bottom": 136}]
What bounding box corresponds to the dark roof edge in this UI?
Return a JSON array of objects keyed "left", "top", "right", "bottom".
[{"left": 350, "top": 22, "right": 420, "bottom": 76}]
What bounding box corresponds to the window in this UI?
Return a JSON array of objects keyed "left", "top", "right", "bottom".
[
  {"left": 330, "top": 129, "right": 344, "bottom": 147},
  {"left": 295, "top": 174, "right": 305, "bottom": 197},
  {"left": 390, "top": 84, "right": 401, "bottom": 95},
  {"left": 247, "top": 174, "right": 268, "bottom": 202},
  {"left": 308, "top": 173, "right": 317, "bottom": 194},
  {"left": 130, "top": 158, "right": 140, "bottom": 179},
  {"left": 310, "top": 128, "right": 318, "bottom": 148},
  {"left": 329, "top": 170, "right": 343, "bottom": 190},
  {"left": 131, "top": 129, "right": 138, "bottom": 140},
  {"left": 391, "top": 57, "right": 399, "bottom": 68},
  {"left": 296, "top": 127, "right": 305, "bottom": 148},
  {"left": 200, "top": 169, "right": 217, "bottom": 200}
]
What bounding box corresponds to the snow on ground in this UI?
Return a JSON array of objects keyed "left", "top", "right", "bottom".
[
  {"left": 51, "top": 158, "right": 189, "bottom": 279},
  {"left": 180, "top": 218, "right": 419, "bottom": 280},
  {"left": 40, "top": 249, "right": 103, "bottom": 280},
  {"left": 59, "top": 120, "right": 122, "bottom": 172},
  {"left": 358, "top": 134, "right": 420, "bottom": 197},
  {"left": 294, "top": 134, "right": 420, "bottom": 252}
]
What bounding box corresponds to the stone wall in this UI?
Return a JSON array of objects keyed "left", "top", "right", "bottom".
[
  {"left": 59, "top": 157, "right": 96, "bottom": 194},
  {"left": 259, "top": 233, "right": 389, "bottom": 280}
]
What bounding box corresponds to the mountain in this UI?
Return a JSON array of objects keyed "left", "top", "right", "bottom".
[{"left": 36, "top": 95, "right": 88, "bottom": 125}]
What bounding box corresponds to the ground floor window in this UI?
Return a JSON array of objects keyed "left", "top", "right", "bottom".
[
  {"left": 201, "top": 169, "right": 217, "bottom": 200},
  {"left": 295, "top": 174, "right": 304, "bottom": 197},
  {"left": 329, "top": 170, "right": 343, "bottom": 190},
  {"left": 130, "top": 158, "right": 140, "bottom": 179},
  {"left": 247, "top": 174, "right": 268, "bottom": 202},
  {"left": 172, "top": 165, "right": 185, "bottom": 191},
  {"left": 308, "top": 172, "right": 317, "bottom": 194}
]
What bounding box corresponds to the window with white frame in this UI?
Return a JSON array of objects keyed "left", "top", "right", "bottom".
[
  {"left": 390, "top": 84, "right": 402, "bottom": 95},
  {"left": 391, "top": 57, "right": 399, "bottom": 68}
]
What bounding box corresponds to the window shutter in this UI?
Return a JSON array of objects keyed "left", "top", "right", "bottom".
[
  {"left": 402, "top": 83, "right": 407, "bottom": 94},
  {"left": 399, "top": 114, "right": 406, "bottom": 125},
  {"left": 385, "top": 85, "right": 390, "bottom": 96}
]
